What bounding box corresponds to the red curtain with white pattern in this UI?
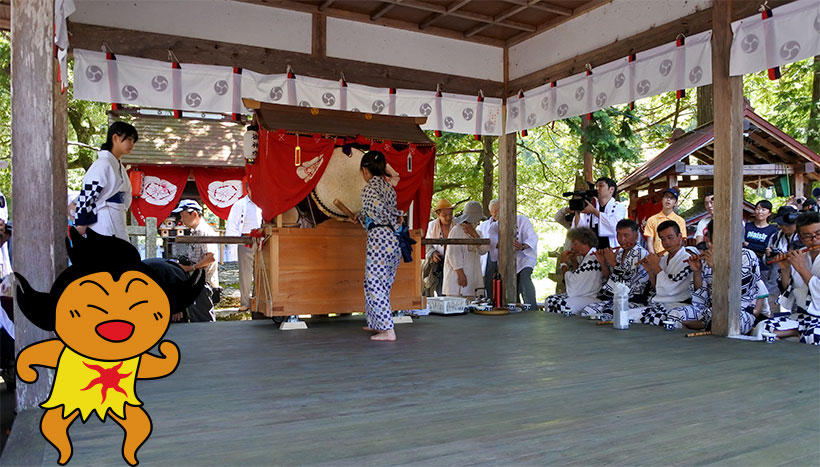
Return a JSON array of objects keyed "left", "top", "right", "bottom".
[
  {"left": 129, "top": 166, "right": 189, "bottom": 226},
  {"left": 247, "top": 129, "right": 435, "bottom": 232},
  {"left": 192, "top": 167, "right": 246, "bottom": 220}
]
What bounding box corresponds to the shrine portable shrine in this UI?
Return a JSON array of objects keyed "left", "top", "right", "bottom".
[{"left": 243, "top": 99, "right": 435, "bottom": 319}]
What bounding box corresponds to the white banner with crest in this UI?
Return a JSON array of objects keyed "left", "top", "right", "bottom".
[{"left": 74, "top": 49, "right": 503, "bottom": 136}]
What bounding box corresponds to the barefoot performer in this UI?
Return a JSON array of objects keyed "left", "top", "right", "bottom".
[{"left": 355, "top": 151, "right": 403, "bottom": 341}]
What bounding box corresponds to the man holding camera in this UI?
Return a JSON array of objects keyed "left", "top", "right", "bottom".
[
  {"left": 173, "top": 199, "right": 219, "bottom": 322},
  {"left": 571, "top": 177, "right": 627, "bottom": 249}
]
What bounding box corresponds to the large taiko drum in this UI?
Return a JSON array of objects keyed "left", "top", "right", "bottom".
[
  {"left": 311, "top": 147, "right": 366, "bottom": 220},
  {"left": 310, "top": 147, "right": 399, "bottom": 220}
]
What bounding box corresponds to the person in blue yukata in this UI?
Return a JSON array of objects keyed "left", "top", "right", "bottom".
[{"left": 355, "top": 151, "right": 403, "bottom": 342}]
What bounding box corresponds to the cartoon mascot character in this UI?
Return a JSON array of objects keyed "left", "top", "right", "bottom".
[{"left": 15, "top": 228, "right": 203, "bottom": 465}]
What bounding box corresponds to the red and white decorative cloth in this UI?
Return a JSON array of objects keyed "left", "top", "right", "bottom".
[
  {"left": 129, "top": 166, "right": 189, "bottom": 226},
  {"left": 192, "top": 168, "right": 246, "bottom": 220}
]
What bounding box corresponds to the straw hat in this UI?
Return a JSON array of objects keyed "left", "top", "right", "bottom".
[
  {"left": 455, "top": 201, "right": 483, "bottom": 225},
  {"left": 434, "top": 198, "right": 453, "bottom": 212}
]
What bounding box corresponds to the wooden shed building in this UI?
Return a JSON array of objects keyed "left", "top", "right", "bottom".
[{"left": 619, "top": 104, "right": 820, "bottom": 220}]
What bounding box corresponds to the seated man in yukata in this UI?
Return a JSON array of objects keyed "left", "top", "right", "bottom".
[
  {"left": 544, "top": 227, "right": 602, "bottom": 315},
  {"left": 755, "top": 212, "right": 820, "bottom": 345},
  {"left": 642, "top": 220, "right": 764, "bottom": 333},
  {"left": 628, "top": 220, "right": 698, "bottom": 323},
  {"left": 581, "top": 219, "right": 650, "bottom": 320}
]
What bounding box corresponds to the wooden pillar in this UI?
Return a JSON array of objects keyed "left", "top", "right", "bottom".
[
  {"left": 795, "top": 171, "right": 805, "bottom": 199},
  {"left": 481, "top": 135, "right": 495, "bottom": 215},
  {"left": 498, "top": 115, "right": 517, "bottom": 304},
  {"left": 312, "top": 13, "right": 326, "bottom": 58},
  {"left": 145, "top": 217, "right": 158, "bottom": 259},
  {"left": 580, "top": 117, "right": 593, "bottom": 181},
  {"left": 711, "top": 0, "right": 744, "bottom": 337},
  {"left": 12, "top": 0, "right": 68, "bottom": 409},
  {"left": 628, "top": 189, "right": 638, "bottom": 219}
]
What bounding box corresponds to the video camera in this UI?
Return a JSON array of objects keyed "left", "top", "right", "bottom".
[{"left": 562, "top": 187, "right": 597, "bottom": 212}]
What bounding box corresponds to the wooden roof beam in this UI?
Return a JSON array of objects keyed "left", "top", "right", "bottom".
[
  {"left": 319, "top": 0, "right": 335, "bottom": 11},
  {"left": 69, "top": 23, "right": 506, "bottom": 97},
  {"left": 465, "top": 2, "right": 533, "bottom": 37},
  {"left": 419, "top": 0, "right": 473, "bottom": 29},
  {"left": 502, "top": 0, "right": 571, "bottom": 16},
  {"left": 505, "top": 0, "right": 610, "bottom": 46},
  {"left": 506, "top": 0, "right": 792, "bottom": 92},
  {"left": 744, "top": 141, "right": 776, "bottom": 164},
  {"left": 241, "top": 0, "right": 506, "bottom": 46},
  {"left": 674, "top": 162, "right": 810, "bottom": 177},
  {"left": 370, "top": 2, "right": 399, "bottom": 21},
  {"left": 382, "top": 0, "right": 534, "bottom": 33},
  {"left": 747, "top": 131, "right": 791, "bottom": 160}
]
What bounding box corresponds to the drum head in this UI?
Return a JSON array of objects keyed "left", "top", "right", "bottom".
[{"left": 311, "top": 147, "right": 366, "bottom": 219}]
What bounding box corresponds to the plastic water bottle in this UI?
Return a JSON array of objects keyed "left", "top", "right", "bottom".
[{"left": 612, "top": 282, "right": 629, "bottom": 330}]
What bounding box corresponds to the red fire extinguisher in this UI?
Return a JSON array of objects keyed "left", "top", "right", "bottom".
[{"left": 493, "top": 272, "right": 502, "bottom": 309}]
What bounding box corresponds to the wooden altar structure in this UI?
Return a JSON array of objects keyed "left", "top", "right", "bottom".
[
  {"left": 254, "top": 222, "right": 422, "bottom": 317},
  {"left": 245, "top": 99, "right": 431, "bottom": 318}
]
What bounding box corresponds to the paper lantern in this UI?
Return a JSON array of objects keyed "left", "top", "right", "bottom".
[{"left": 243, "top": 125, "right": 259, "bottom": 164}]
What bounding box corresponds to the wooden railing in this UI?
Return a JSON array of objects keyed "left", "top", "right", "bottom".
[{"left": 126, "top": 217, "right": 158, "bottom": 259}]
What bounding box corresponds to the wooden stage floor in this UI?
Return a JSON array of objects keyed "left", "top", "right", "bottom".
[{"left": 2, "top": 312, "right": 819, "bottom": 465}]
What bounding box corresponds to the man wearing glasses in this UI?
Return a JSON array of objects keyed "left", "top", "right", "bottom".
[{"left": 755, "top": 212, "right": 820, "bottom": 345}]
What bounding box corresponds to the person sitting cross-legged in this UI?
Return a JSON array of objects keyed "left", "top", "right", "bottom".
[
  {"left": 581, "top": 219, "right": 650, "bottom": 320},
  {"left": 628, "top": 220, "right": 698, "bottom": 323},
  {"left": 642, "top": 220, "right": 764, "bottom": 333},
  {"left": 544, "top": 227, "right": 603, "bottom": 315},
  {"left": 754, "top": 211, "right": 820, "bottom": 345}
]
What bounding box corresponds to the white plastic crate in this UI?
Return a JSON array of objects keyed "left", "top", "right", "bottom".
[{"left": 427, "top": 296, "right": 467, "bottom": 315}]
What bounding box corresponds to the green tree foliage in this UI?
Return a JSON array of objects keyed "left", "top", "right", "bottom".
[
  {"left": 0, "top": 32, "right": 10, "bottom": 200},
  {"left": 564, "top": 108, "right": 643, "bottom": 179},
  {"left": 744, "top": 58, "right": 817, "bottom": 145},
  {"left": 428, "top": 131, "right": 488, "bottom": 210}
]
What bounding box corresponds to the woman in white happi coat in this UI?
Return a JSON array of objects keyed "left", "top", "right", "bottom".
[
  {"left": 545, "top": 227, "right": 603, "bottom": 315},
  {"left": 73, "top": 122, "right": 138, "bottom": 240},
  {"left": 442, "top": 201, "right": 489, "bottom": 298},
  {"left": 755, "top": 212, "right": 820, "bottom": 345}
]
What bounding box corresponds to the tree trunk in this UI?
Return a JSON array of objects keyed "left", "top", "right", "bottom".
[
  {"left": 808, "top": 56, "right": 820, "bottom": 153},
  {"left": 696, "top": 84, "right": 714, "bottom": 125},
  {"left": 696, "top": 84, "right": 714, "bottom": 200},
  {"left": 481, "top": 135, "right": 495, "bottom": 214},
  {"left": 580, "top": 117, "right": 593, "bottom": 181}
]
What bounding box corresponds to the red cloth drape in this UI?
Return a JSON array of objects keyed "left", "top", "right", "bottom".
[
  {"left": 129, "top": 166, "right": 189, "bottom": 226},
  {"left": 369, "top": 141, "right": 436, "bottom": 234},
  {"left": 192, "top": 167, "right": 246, "bottom": 220},
  {"left": 247, "top": 130, "right": 436, "bottom": 230},
  {"left": 247, "top": 131, "right": 336, "bottom": 221}
]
